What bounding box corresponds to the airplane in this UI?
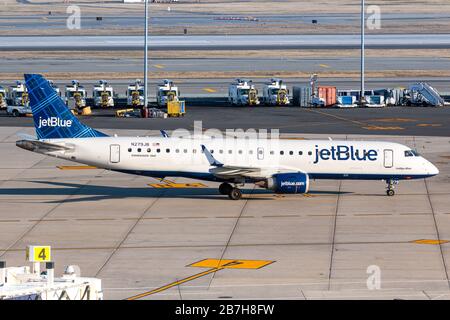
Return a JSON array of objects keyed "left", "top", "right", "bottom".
[{"left": 16, "top": 74, "right": 439, "bottom": 200}]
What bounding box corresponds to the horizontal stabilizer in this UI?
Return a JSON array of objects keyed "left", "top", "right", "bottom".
[{"left": 16, "top": 139, "right": 73, "bottom": 153}]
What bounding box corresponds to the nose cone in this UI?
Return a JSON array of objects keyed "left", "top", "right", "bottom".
[{"left": 428, "top": 162, "right": 439, "bottom": 176}]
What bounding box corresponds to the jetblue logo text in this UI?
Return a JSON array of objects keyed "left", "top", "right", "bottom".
[
  {"left": 38, "top": 117, "right": 73, "bottom": 129},
  {"left": 281, "top": 181, "right": 305, "bottom": 187},
  {"left": 313, "top": 145, "right": 378, "bottom": 164}
]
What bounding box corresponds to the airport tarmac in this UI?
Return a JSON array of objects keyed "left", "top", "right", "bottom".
[
  {"left": 1, "top": 106, "right": 450, "bottom": 137},
  {"left": 0, "top": 126, "right": 449, "bottom": 299}
]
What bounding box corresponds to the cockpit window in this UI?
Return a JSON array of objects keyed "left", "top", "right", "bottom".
[{"left": 405, "top": 150, "right": 420, "bottom": 157}]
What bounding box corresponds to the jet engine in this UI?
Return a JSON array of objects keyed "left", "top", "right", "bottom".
[{"left": 259, "top": 172, "right": 310, "bottom": 194}]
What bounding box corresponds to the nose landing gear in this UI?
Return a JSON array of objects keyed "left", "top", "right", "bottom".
[
  {"left": 386, "top": 179, "right": 398, "bottom": 196},
  {"left": 218, "top": 182, "right": 243, "bottom": 200}
]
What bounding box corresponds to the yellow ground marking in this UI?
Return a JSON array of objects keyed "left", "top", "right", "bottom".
[
  {"left": 148, "top": 181, "right": 207, "bottom": 188},
  {"left": 189, "top": 259, "right": 274, "bottom": 270},
  {"left": 57, "top": 165, "right": 98, "bottom": 170},
  {"left": 304, "top": 109, "right": 406, "bottom": 131},
  {"left": 152, "top": 64, "right": 165, "bottom": 69},
  {"left": 371, "top": 118, "right": 417, "bottom": 123},
  {"left": 362, "top": 126, "right": 405, "bottom": 130},
  {"left": 412, "top": 239, "right": 449, "bottom": 245},
  {"left": 417, "top": 123, "right": 442, "bottom": 127},
  {"left": 319, "top": 64, "right": 330, "bottom": 68},
  {"left": 126, "top": 259, "right": 274, "bottom": 300},
  {"left": 203, "top": 87, "right": 217, "bottom": 93},
  {"left": 280, "top": 137, "right": 307, "bottom": 140}
]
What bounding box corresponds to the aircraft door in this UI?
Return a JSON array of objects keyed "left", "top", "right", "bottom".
[
  {"left": 110, "top": 144, "right": 120, "bottom": 163},
  {"left": 384, "top": 149, "right": 393, "bottom": 168},
  {"left": 257, "top": 147, "right": 264, "bottom": 160}
]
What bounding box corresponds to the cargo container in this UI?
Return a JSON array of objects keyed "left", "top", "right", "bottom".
[
  {"left": 292, "top": 86, "right": 312, "bottom": 107},
  {"left": 318, "top": 86, "right": 337, "bottom": 107}
]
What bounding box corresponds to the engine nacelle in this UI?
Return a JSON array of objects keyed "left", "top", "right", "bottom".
[{"left": 265, "top": 173, "right": 310, "bottom": 194}]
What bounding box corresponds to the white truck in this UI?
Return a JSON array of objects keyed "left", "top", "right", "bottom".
[
  {"left": 262, "top": 78, "right": 289, "bottom": 106},
  {"left": 228, "top": 79, "right": 260, "bottom": 106},
  {"left": 7, "top": 81, "right": 31, "bottom": 116},
  {"left": 156, "top": 79, "right": 179, "bottom": 108},
  {"left": 364, "top": 90, "right": 386, "bottom": 108},
  {"left": 0, "top": 85, "right": 7, "bottom": 109},
  {"left": 93, "top": 80, "right": 114, "bottom": 108},
  {"left": 9, "top": 81, "right": 29, "bottom": 107},
  {"left": 126, "top": 79, "right": 145, "bottom": 107},
  {"left": 65, "top": 80, "right": 87, "bottom": 110},
  {"left": 48, "top": 80, "right": 61, "bottom": 97}
]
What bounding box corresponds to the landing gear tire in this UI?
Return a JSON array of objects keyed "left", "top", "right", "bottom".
[
  {"left": 228, "top": 188, "right": 242, "bottom": 200},
  {"left": 219, "top": 182, "right": 232, "bottom": 195},
  {"left": 386, "top": 179, "right": 398, "bottom": 196},
  {"left": 386, "top": 189, "right": 395, "bottom": 196}
]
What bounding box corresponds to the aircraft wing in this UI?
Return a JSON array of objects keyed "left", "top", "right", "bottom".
[
  {"left": 201, "top": 144, "right": 296, "bottom": 180},
  {"left": 16, "top": 139, "right": 74, "bottom": 153}
]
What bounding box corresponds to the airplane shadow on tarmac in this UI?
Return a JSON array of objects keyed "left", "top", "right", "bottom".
[{"left": 0, "top": 180, "right": 351, "bottom": 203}]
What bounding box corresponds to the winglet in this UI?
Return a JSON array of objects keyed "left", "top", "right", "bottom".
[
  {"left": 160, "top": 130, "right": 169, "bottom": 138},
  {"left": 201, "top": 145, "right": 223, "bottom": 167}
]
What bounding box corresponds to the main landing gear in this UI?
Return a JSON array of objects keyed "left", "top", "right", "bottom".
[
  {"left": 219, "top": 182, "right": 242, "bottom": 200},
  {"left": 386, "top": 179, "right": 399, "bottom": 196}
]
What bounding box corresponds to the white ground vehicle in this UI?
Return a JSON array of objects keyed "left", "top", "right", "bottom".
[
  {"left": 48, "top": 80, "right": 61, "bottom": 97},
  {"left": 93, "top": 80, "right": 114, "bottom": 108},
  {"left": 262, "top": 78, "right": 289, "bottom": 106},
  {"left": 126, "top": 79, "right": 144, "bottom": 107},
  {"left": 228, "top": 79, "right": 260, "bottom": 106},
  {"left": 364, "top": 90, "right": 386, "bottom": 108},
  {"left": 0, "top": 85, "right": 7, "bottom": 109},
  {"left": 65, "top": 80, "right": 87, "bottom": 110},
  {"left": 156, "top": 79, "right": 179, "bottom": 108},
  {"left": 7, "top": 104, "right": 32, "bottom": 117},
  {"left": 9, "top": 81, "right": 29, "bottom": 107}
]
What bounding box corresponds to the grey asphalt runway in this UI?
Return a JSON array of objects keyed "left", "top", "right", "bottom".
[{"left": 2, "top": 34, "right": 450, "bottom": 50}]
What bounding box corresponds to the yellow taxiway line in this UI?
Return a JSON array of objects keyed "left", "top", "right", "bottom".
[{"left": 125, "top": 259, "right": 274, "bottom": 300}]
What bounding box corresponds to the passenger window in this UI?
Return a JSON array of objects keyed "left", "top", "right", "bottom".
[
  {"left": 128, "top": 148, "right": 132, "bottom": 152},
  {"left": 184, "top": 149, "right": 187, "bottom": 153},
  {"left": 137, "top": 148, "right": 141, "bottom": 152},
  {"left": 308, "top": 151, "right": 312, "bottom": 155},
  {"left": 299, "top": 151, "right": 303, "bottom": 155},
  {"left": 166, "top": 148, "right": 170, "bottom": 153},
  {"left": 157, "top": 149, "right": 160, "bottom": 153},
  {"left": 211, "top": 150, "right": 214, "bottom": 154},
  {"left": 289, "top": 151, "right": 293, "bottom": 155},
  {"left": 270, "top": 151, "right": 274, "bottom": 155},
  {"left": 280, "top": 151, "right": 284, "bottom": 155},
  {"left": 219, "top": 150, "right": 223, "bottom": 154},
  {"left": 193, "top": 149, "right": 197, "bottom": 154},
  {"left": 228, "top": 150, "right": 232, "bottom": 154},
  {"left": 176, "top": 149, "right": 179, "bottom": 153},
  {"left": 147, "top": 148, "right": 151, "bottom": 153},
  {"left": 249, "top": 150, "right": 253, "bottom": 155},
  {"left": 238, "top": 150, "right": 243, "bottom": 154}
]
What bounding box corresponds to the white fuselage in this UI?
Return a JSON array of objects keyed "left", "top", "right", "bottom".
[{"left": 37, "top": 136, "right": 438, "bottom": 182}]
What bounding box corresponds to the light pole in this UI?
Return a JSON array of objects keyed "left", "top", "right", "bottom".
[
  {"left": 144, "top": 0, "right": 149, "bottom": 113},
  {"left": 360, "top": 0, "right": 365, "bottom": 105}
]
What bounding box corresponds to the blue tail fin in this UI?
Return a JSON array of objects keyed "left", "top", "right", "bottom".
[{"left": 25, "top": 74, "right": 108, "bottom": 139}]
